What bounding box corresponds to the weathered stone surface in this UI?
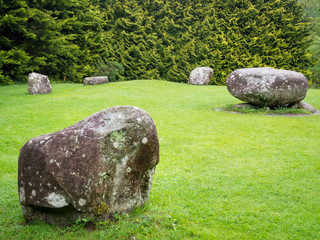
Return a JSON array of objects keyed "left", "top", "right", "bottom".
[
  {"left": 188, "top": 67, "right": 213, "bottom": 85},
  {"left": 84, "top": 76, "right": 109, "bottom": 85},
  {"left": 18, "top": 106, "right": 159, "bottom": 226},
  {"left": 290, "top": 101, "right": 317, "bottom": 113},
  {"left": 226, "top": 68, "right": 308, "bottom": 107},
  {"left": 299, "top": 102, "right": 317, "bottom": 113},
  {"left": 28, "top": 72, "right": 52, "bottom": 95}
]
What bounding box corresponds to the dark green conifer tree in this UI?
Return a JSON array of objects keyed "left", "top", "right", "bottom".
[
  {"left": 1, "top": 0, "right": 313, "bottom": 85},
  {"left": 300, "top": 0, "right": 320, "bottom": 83},
  {"left": 0, "top": 0, "right": 38, "bottom": 84},
  {"left": 0, "top": 0, "right": 108, "bottom": 84}
]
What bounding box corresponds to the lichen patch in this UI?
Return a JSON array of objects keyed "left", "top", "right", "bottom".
[
  {"left": 142, "top": 137, "right": 148, "bottom": 144},
  {"left": 78, "top": 198, "right": 87, "bottom": 207},
  {"left": 19, "top": 187, "right": 26, "bottom": 202},
  {"left": 113, "top": 142, "right": 119, "bottom": 149},
  {"left": 45, "top": 193, "right": 68, "bottom": 208}
]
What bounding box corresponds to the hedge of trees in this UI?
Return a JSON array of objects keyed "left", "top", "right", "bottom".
[
  {"left": 0, "top": 0, "right": 315, "bottom": 85},
  {"left": 300, "top": 0, "right": 320, "bottom": 84},
  {"left": 0, "top": 0, "right": 109, "bottom": 84}
]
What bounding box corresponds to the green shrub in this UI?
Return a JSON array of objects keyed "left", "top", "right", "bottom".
[{"left": 94, "top": 61, "right": 125, "bottom": 82}]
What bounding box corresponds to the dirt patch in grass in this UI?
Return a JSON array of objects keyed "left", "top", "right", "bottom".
[{"left": 216, "top": 103, "right": 319, "bottom": 116}]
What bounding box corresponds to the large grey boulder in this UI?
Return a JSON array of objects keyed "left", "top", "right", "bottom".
[
  {"left": 188, "top": 67, "right": 213, "bottom": 85},
  {"left": 226, "top": 68, "right": 308, "bottom": 107},
  {"left": 28, "top": 72, "right": 52, "bottom": 95},
  {"left": 18, "top": 106, "right": 159, "bottom": 226},
  {"left": 84, "top": 76, "right": 109, "bottom": 85}
]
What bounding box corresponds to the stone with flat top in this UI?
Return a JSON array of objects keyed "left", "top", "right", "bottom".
[{"left": 84, "top": 76, "right": 109, "bottom": 85}]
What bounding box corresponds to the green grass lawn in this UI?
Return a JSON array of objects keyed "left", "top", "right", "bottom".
[{"left": 1, "top": 80, "right": 319, "bottom": 239}]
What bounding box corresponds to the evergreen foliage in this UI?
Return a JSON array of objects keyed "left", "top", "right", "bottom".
[
  {"left": 299, "top": 0, "right": 320, "bottom": 83},
  {"left": 0, "top": 0, "right": 108, "bottom": 84},
  {"left": 94, "top": 61, "right": 124, "bottom": 82},
  {"left": 0, "top": 0, "right": 314, "bottom": 85},
  {"left": 100, "top": 0, "right": 313, "bottom": 85}
]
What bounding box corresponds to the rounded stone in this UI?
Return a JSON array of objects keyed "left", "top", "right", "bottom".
[
  {"left": 188, "top": 67, "right": 213, "bottom": 85},
  {"left": 226, "top": 68, "right": 309, "bottom": 107}
]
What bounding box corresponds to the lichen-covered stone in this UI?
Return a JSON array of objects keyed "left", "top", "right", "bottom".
[
  {"left": 18, "top": 106, "right": 159, "bottom": 226},
  {"left": 28, "top": 72, "right": 52, "bottom": 95},
  {"left": 226, "top": 68, "right": 308, "bottom": 107},
  {"left": 188, "top": 67, "right": 213, "bottom": 85},
  {"left": 83, "top": 76, "right": 109, "bottom": 85}
]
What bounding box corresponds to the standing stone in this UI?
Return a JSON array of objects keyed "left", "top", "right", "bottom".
[
  {"left": 18, "top": 106, "right": 159, "bottom": 226},
  {"left": 28, "top": 72, "right": 52, "bottom": 95},
  {"left": 188, "top": 67, "right": 213, "bottom": 85},
  {"left": 226, "top": 68, "right": 309, "bottom": 107},
  {"left": 84, "top": 76, "right": 109, "bottom": 85}
]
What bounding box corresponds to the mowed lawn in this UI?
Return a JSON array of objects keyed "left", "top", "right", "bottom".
[{"left": 0, "top": 80, "right": 319, "bottom": 239}]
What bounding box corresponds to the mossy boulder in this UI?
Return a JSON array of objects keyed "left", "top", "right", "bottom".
[{"left": 18, "top": 106, "right": 159, "bottom": 226}]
